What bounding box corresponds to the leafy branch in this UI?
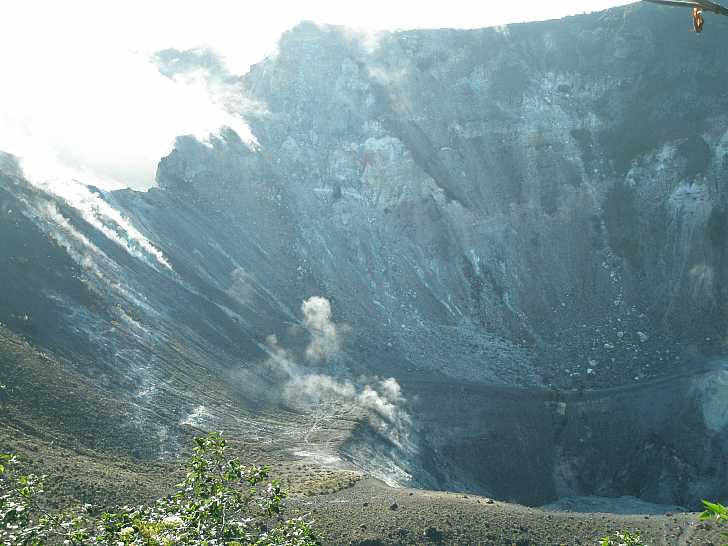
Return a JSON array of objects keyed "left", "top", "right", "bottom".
[{"left": 0, "top": 433, "right": 319, "bottom": 545}]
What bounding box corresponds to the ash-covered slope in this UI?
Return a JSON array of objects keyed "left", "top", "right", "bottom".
[
  {"left": 2, "top": 3, "right": 728, "bottom": 507},
  {"left": 227, "top": 5, "right": 728, "bottom": 384},
  {"left": 152, "top": 3, "right": 728, "bottom": 387}
]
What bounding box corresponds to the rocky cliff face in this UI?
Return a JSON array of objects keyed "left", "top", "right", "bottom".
[
  {"left": 1, "top": 3, "right": 727, "bottom": 506},
  {"left": 156, "top": 4, "right": 728, "bottom": 387}
]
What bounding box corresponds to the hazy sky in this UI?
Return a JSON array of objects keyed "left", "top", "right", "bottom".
[{"left": 0, "top": 0, "right": 633, "bottom": 190}]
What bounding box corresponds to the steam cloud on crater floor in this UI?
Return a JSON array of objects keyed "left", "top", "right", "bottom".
[
  {"left": 255, "top": 297, "right": 417, "bottom": 473},
  {"left": 301, "top": 296, "right": 350, "bottom": 362}
]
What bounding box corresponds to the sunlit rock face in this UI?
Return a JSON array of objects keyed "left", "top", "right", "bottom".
[
  {"left": 152, "top": 6, "right": 728, "bottom": 388},
  {"left": 1, "top": 3, "right": 728, "bottom": 506}
]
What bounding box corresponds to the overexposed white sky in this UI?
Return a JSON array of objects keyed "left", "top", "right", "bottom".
[{"left": 0, "top": 0, "right": 633, "bottom": 190}]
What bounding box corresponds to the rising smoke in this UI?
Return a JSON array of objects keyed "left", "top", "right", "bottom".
[
  {"left": 23, "top": 179, "right": 172, "bottom": 272},
  {"left": 227, "top": 267, "right": 256, "bottom": 304},
  {"left": 300, "top": 296, "right": 349, "bottom": 362},
  {"left": 253, "top": 297, "right": 416, "bottom": 460}
]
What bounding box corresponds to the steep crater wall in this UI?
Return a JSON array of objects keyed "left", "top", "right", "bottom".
[{"left": 2, "top": 3, "right": 728, "bottom": 510}]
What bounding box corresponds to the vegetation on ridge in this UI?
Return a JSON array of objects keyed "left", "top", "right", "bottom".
[
  {"left": 599, "top": 530, "right": 646, "bottom": 546},
  {"left": 701, "top": 500, "right": 728, "bottom": 546},
  {"left": 0, "top": 432, "right": 319, "bottom": 545}
]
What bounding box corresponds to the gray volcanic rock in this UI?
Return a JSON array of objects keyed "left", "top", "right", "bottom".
[
  {"left": 231, "top": 9, "right": 728, "bottom": 386},
  {"left": 2, "top": 3, "right": 728, "bottom": 508},
  {"left": 151, "top": 5, "right": 728, "bottom": 388},
  {"left": 0, "top": 152, "right": 23, "bottom": 178}
]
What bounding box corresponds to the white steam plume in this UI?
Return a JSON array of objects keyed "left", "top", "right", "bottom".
[
  {"left": 1, "top": 2, "right": 631, "bottom": 191},
  {"left": 301, "top": 296, "right": 349, "bottom": 362},
  {"left": 253, "top": 297, "right": 417, "bottom": 478},
  {"left": 36, "top": 179, "right": 173, "bottom": 271}
]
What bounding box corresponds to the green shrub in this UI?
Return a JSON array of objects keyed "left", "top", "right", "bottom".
[
  {"left": 700, "top": 500, "right": 728, "bottom": 546},
  {"left": 0, "top": 432, "right": 319, "bottom": 545},
  {"left": 599, "top": 530, "right": 646, "bottom": 546}
]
